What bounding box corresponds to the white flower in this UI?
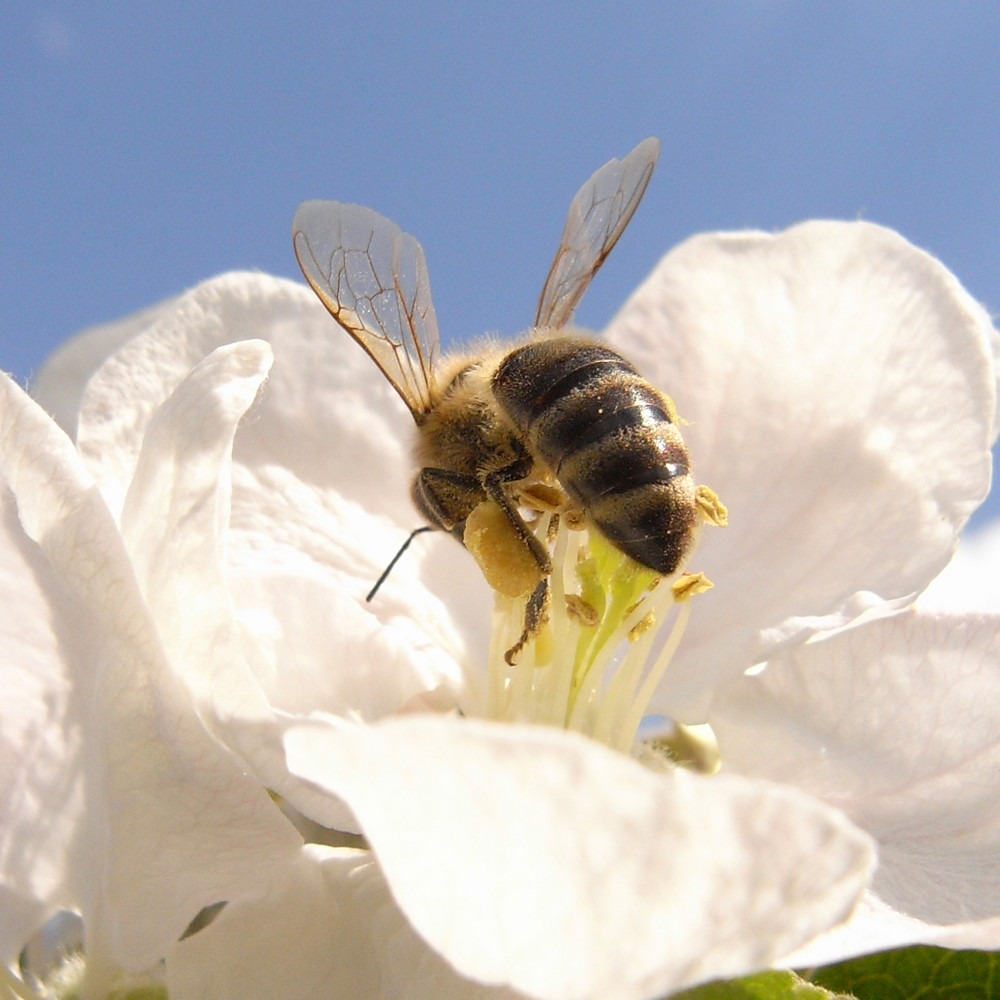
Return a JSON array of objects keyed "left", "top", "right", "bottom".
[{"left": 1, "top": 219, "right": 996, "bottom": 999}]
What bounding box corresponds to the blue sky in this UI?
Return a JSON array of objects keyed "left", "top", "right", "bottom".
[{"left": 3, "top": 3, "right": 999, "bottom": 523}]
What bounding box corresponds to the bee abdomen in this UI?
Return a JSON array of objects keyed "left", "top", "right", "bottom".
[
  {"left": 492, "top": 338, "right": 684, "bottom": 475},
  {"left": 559, "top": 419, "right": 695, "bottom": 575},
  {"left": 493, "top": 337, "right": 695, "bottom": 576},
  {"left": 587, "top": 478, "right": 697, "bottom": 575},
  {"left": 494, "top": 340, "right": 630, "bottom": 427}
]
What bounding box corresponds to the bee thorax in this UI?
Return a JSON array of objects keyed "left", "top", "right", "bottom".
[{"left": 415, "top": 356, "right": 523, "bottom": 474}]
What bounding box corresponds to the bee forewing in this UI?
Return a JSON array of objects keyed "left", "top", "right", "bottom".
[
  {"left": 534, "top": 137, "right": 660, "bottom": 330},
  {"left": 292, "top": 200, "right": 440, "bottom": 418}
]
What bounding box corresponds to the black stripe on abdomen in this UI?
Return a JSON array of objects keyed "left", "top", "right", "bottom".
[
  {"left": 533, "top": 376, "right": 673, "bottom": 472},
  {"left": 492, "top": 339, "right": 639, "bottom": 431},
  {"left": 560, "top": 426, "right": 689, "bottom": 507}
]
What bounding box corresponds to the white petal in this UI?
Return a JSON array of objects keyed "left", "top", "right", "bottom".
[
  {"left": 75, "top": 272, "right": 418, "bottom": 529},
  {"left": 31, "top": 292, "right": 181, "bottom": 437},
  {"left": 228, "top": 544, "right": 470, "bottom": 720},
  {"left": 119, "top": 339, "right": 274, "bottom": 701},
  {"left": 225, "top": 462, "right": 482, "bottom": 721},
  {"left": 0, "top": 490, "right": 83, "bottom": 962},
  {"left": 71, "top": 273, "right": 487, "bottom": 715},
  {"left": 167, "top": 845, "right": 524, "bottom": 1000},
  {"left": 0, "top": 372, "right": 300, "bottom": 968},
  {"left": 711, "top": 609, "right": 1000, "bottom": 932},
  {"left": 112, "top": 339, "right": 337, "bottom": 807},
  {"left": 285, "top": 715, "right": 874, "bottom": 1000},
  {"left": 606, "top": 221, "right": 998, "bottom": 719},
  {"left": 782, "top": 893, "right": 1000, "bottom": 969}
]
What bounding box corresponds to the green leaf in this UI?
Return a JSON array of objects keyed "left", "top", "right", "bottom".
[
  {"left": 670, "top": 969, "right": 847, "bottom": 1000},
  {"left": 668, "top": 947, "right": 1000, "bottom": 1000},
  {"left": 806, "top": 945, "right": 1000, "bottom": 1000}
]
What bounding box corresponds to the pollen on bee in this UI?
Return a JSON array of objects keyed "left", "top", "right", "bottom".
[{"left": 464, "top": 500, "right": 545, "bottom": 597}]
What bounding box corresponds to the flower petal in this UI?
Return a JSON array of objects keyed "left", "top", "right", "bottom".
[
  {"left": 0, "top": 371, "right": 300, "bottom": 970},
  {"left": 781, "top": 893, "right": 1000, "bottom": 970},
  {"left": 606, "top": 221, "right": 998, "bottom": 719},
  {"left": 285, "top": 715, "right": 874, "bottom": 1000},
  {"left": 167, "top": 845, "right": 524, "bottom": 1000},
  {"left": 74, "top": 272, "right": 419, "bottom": 528},
  {"left": 32, "top": 293, "right": 181, "bottom": 438},
  {"left": 71, "top": 272, "right": 489, "bottom": 713},
  {"left": 225, "top": 462, "right": 481, "bottom": 721},
  {"left": 118, "top": 338, "right": 275, "bottom": 705},
  {"left": 711, "top": 609, "right": 1000, "bottom": 933},
  {"left": 112, "top": 338, "right": 350, "bottom": 816},
  {"left": 0, "top": 490, "right": 83, "bottom": 963}
]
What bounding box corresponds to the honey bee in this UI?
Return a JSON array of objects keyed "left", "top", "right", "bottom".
[{"left": 293, "top": 138, "right": 697, "bottom": 660}]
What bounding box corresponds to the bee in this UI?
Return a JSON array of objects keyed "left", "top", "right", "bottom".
[{"left": 292, "top": 137, "right": 697, "bottom": 660}]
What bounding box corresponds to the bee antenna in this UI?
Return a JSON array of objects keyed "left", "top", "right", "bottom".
[{"left": 366, "top": 526, "right": 434, "bottom": 602}]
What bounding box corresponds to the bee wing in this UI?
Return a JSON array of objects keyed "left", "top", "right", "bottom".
[
  {"left": 534, "top": 137, "right": 660, "bottom": 330},
  {"left": 292, "top": 200, "right": 440, "bottom": 419}
]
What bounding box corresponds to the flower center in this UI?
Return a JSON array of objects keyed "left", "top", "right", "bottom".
[{"left": 474, "top": 486, "right": 726, "bottom": 755}]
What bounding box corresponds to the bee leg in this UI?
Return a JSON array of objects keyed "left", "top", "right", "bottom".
[
  {"left": 416, "top": 461, "right": 553, "bottom": 664},
  {"left": 504, "top": 578, "right": 550, "bottom": 666},
  {"left": 481, "top": 461, "right": 553, "bottom": 665},
  {"left": 481, "top": 462, "right": 553, "bottom": 577}
]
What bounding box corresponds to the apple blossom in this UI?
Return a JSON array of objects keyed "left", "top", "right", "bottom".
[{"left": 0, "top": 217, "right": 996, "bottom": 1000}]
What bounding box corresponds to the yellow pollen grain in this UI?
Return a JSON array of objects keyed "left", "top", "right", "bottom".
[
  {"left": 627, "top": 611, "right": 656, "bottom": 641},
  {"left": 696, "top": 485, "right": 728, "bottom": 527},
  {"left": 532, "top": 621, "right": 554, "bottom": 666},
  {"left": 672, "top": 571, "right": 713, "bottom": 602}
]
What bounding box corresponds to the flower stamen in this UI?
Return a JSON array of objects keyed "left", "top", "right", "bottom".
[{"left": 482, "top": 501, "right": 722, "bottom": 753}]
